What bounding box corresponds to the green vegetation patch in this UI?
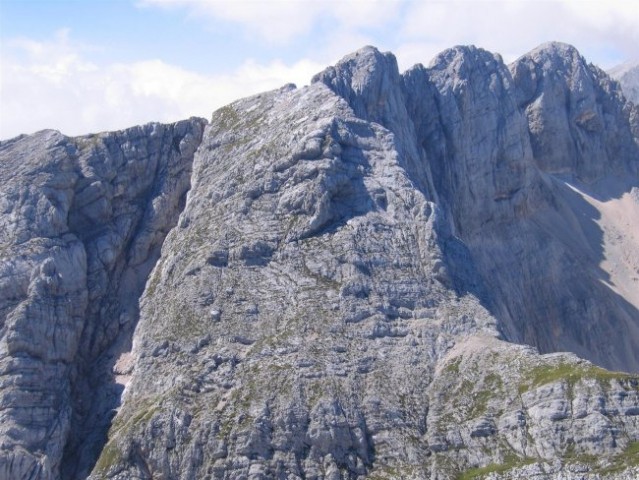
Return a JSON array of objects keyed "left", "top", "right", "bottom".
[
  {"left": 443, "top": 357, "right": 461, "bottom": 375},
  {"left": 94, "top": 398, "right": 163, "bottom": 474},
  {"left": 519, "top": 361, "right": 638, "bottom": 394},
  {"left": 112, "top": 397, "right": 161, "bottom": 433},
  {"left": 458, "top": 454, "right": 536, "bottom": 480},
  {"left": 93, "top": 440, "right": 124, "bottom": 475},
  {"left": 213, "top": 105, "right": 241, "bottom": 131},
  {"left": 596, "top": 441, "right": 639, "bottom": 476},
  {"left": 468, "top": 373, "right": 503, "bottom": 418},
  {"left": 558, "top": 440, "right": 639, "bottom": 476}
]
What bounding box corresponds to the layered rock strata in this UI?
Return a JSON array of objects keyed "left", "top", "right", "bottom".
[
  {"left": 1, "top": 42, "right": 639, "bottom": 479},
  {"left": 0, "top": 120, "right": 205, "bottom": 479}
]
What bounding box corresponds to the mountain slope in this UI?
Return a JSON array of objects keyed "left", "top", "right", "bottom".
[
  {"left": 0, "top": 121, "right": 205, "bottom": 479},
  {"left": 1, "top": 43, "right": 639, "bottom": 479},
  {"left": 610, "top": 60, "right": 639, "bottom": 104}
]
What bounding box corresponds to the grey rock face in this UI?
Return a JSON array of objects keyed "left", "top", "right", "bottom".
[
  {"left": 610, "top": 60, "right": 639, "bottom": 105},
  {"left": 90, "top": 82, "right": 498, "bottom": 480},
  {"left": 0, "top": 119, "right": 205, "bottom": 479},
  {"left": 88, "top": 44, "right": 639, "bottom": 480},
  {"left": 609, "top": 61, "right": 639, "bottom": 141},
  {"left": 428, "top": 336, "right": 639, "bottom": 479},
  {"left": 316, "top": 42, "right": 639, "bottom": 372},
  {"left": 2, "top": 42, "right": 639, "bottom": 480},
  {"left": 403, "top": 45, "right": 539, "bottom": 238},
  {"left": 512, "top": 42, "right": 636, "bottom": 181}
]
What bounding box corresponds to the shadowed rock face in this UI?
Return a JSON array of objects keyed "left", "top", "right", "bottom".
[
  {"left": 610, "top": 60, "right": 639, "bottom": 105},
  {"left": 1, "top": 42, "right": 639, "bottom": 480},
  {"left": 512, "top": 43, "right": 636, "bottom": 181},
  {"left": 0, "top": 120, "right": 206, "bottom": 479},
  {"left": 317, "top": 42, "right": 639, "bottom": 372}
]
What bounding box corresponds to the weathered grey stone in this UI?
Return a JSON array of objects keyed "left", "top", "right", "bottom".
[
  {"left": 0, "top": 119, "right": 206, "bottom": 479},
  {"left": 2, "top": 42, "right": 639, "bottom": 480},
  {"left": 610, "top": 60, "right": 639, "bottom": 105}
]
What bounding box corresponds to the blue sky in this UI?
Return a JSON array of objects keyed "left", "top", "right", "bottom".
[{"left": 1, "top": 0, "right": 637, "bottom": 139}]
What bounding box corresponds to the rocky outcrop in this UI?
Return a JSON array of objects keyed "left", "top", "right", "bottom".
[
  {"left": 315, "top": 42, "right": 639, "bottom": 372},
  {"left": 0, "top": 119, "right": 205, "bottom": 479},
  {"left": 610, "top": 60, "right": 639, "bottom": 105},
  {"left": 512, "top": 43, "right": 635, "bottom": 181},
  {"left": 609, "top": 60, "right": 639, "bottom": 141},
  {"left": 87, "top": 44, "right": 639, "bottom": 479},
  {"left": 1, "top": 42, "right": 639, "bottom": 480},
  {"left": 89, "top": 81, "right": 497, "bottom": 480},
  {"left": 428, "top": 336, "right": 639, "bottom": 479}
]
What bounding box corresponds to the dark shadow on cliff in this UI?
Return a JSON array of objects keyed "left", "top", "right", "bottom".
[
  {"left": 59, "top": 146, "right": 198, "bottom": 478},
  {"left": 453, "top": 172, "right": 639, "bottom": 373},
  {"left": 59, "top": 235, "right": 168, "bottom": 479}
]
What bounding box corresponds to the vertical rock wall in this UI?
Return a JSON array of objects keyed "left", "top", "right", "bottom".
[{"left": 0, "top": 119, "right": 205, "bottom": 479}]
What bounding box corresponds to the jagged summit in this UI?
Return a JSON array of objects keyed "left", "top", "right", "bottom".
[
  {"left": 427, "top": 44, "right": 505, "bottom": 72},
  {"left": 312, "top": 45, "right": 404, "bottom": 126},
  {"left": 1, "top": 42, "right": 639, "bottom": 480},
  {"left": 523, "top": 40, "right": 584, "bottom": 59},
  {"left": 610, "top": 59, "right": 639, "bottom": 104}
]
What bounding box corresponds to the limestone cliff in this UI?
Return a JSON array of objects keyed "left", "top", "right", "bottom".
[
  {"left": 610, "top": 60, "right": 639, "bottom": 105},
  {"left": 1, "top": 42, "right": 639, "bottom": 480},
  {"left": 0, "top": 120, "right": 205, "bottom": 479}
]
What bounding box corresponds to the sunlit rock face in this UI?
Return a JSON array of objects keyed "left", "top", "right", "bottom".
[{"left": 1, "top": 42, "right": 639, "bottom": 480}]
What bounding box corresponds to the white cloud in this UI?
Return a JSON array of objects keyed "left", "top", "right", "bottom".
[
  {"left": 0, "top": 31, "right": 323, "bottom": 139},
  {"left": 138, "top": 0, "right": 637, "bottom": 70},
  {"left": 138, "top": 0, "right": 325, "bottom": 43},
  {"left": 138, "top": 0, "right": 403, "bottom": 44},
  {"left": 397, "top": 0, "right": 639, "bottom": 69},
  {"left": 2, "top": 1, "right": 637, "bottom": 139}
]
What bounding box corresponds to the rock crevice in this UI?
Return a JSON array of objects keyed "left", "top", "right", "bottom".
[{"left": 0, "top": 119, "right": 206, "bottom": 479}]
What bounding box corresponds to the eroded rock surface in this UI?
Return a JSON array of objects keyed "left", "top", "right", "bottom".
[
  {"left": 610, "top": 60, "right": 639, "bottom": 105},
  {"left": 1, "top": 42, "right": 639, "bottom": 480},
  {"left": 0, "top": 119, "right": 205, "bottom": 479}
]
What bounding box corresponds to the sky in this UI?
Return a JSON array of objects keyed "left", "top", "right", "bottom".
[{"left": 0, "top": 0, "right": 637, "bottom": 140}]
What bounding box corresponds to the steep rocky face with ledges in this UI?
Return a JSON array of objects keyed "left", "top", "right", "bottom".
[
  {"left": 91, "top": 81, "right": 499, "bottom": 480},
  {"left": 316, "top": 43, "right": 639, "bottom": 372},
  {"left": 0, "top": 120, "right": 205, "bottom": 479},
  {"left": 1, "top": 42, "right": 639, "bottom": 480},
  {"left": 610, "top": 60, "right": 639, "bottom": 105}
]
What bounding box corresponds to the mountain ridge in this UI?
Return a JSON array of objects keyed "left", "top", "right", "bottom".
[
  {"left": 609, "top": 60, "right": 639, "bottom": 105},
  {"left": 1, "top": 42, "right": 639, "bottom": 479}
]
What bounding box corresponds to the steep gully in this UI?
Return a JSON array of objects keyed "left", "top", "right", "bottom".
[{"left": 0, "top": 120, "right": 205, "bottom": 478}]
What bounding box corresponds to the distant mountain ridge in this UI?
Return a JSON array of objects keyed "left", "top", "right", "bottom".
[
  {"left": 610, "top": 60, "right": 639, "bottom": 104},
  {"left": 1, "top": 42, "right": 639, "bottom": 479}
]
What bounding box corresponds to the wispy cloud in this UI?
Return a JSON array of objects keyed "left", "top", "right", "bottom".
[
  {"left": 0, "top": 30, "right": 323, "bottom": 139},
  {"left": 138, "top": 0, "right": 403, "bottom": 44},
  {"left": 2, "top": 1, "right": 637, "bottom": 139},
  {"left": 397, "top": 0, "right": 639, "bottom": 69},
  {"left": 139, "top": 0, "right": 638, "bottom": 68}
]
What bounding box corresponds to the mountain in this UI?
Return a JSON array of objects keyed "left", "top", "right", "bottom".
[
  {"left": 610, "top": 60, "right": 639, "bottom": 104},
  {"left": 1, "top": 42, "right": 639, "bottom": 480}
]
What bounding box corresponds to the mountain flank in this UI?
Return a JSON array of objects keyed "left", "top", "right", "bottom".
[{"left": 1, "top": 42, "right": 639, "bottom": 479}]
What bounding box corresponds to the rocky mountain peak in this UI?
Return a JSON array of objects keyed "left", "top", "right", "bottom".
[
  {"left": 610, "top": 59, "right": 639, "bottom": 105},
  {"left": 427, "top": 44, "right": 505, "bottom": 78},
  {"left": 2, "top": 43, "right": 639, "bottom": 480},
  {"left": 312, "top": 45, "right": 404, "bottom": 128},
  {"left": 511, "top": 41, "right": 637, "bottom": 182},
  {"left": 526, "top": 40, "right": 584, "bottom": 63}
]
